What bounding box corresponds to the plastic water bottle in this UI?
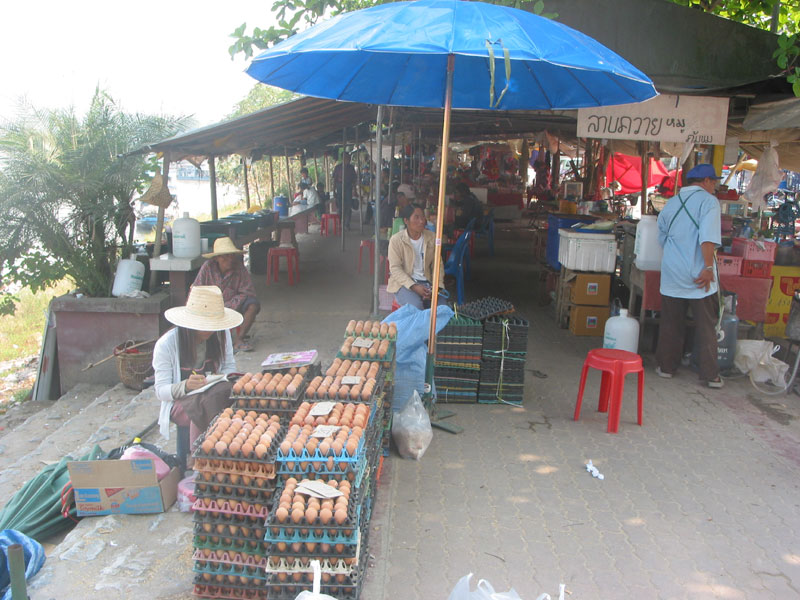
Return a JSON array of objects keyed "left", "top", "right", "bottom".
[
  {"left": 603, "top": 309, "right": 640, "bottom": 353},
  {"left": 112, "top": 254, "right": 145, "bottom": 297},
  {"left": 633, "top": 215, "right": 663, "bottom": 271}
]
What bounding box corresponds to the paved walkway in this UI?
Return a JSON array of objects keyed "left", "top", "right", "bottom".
[{"left": 19, "top": 220, "right": 800, "bottom": 599}]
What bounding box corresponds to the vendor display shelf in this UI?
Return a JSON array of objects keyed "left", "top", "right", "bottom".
[
  {"left": 343, "top": 319, "right": 397, "bottom": 341},
  {"left": 193, "top": 548, "right": 269, "bottom": 569},
  {"left": 194, "top": 534, "right": 269, "bottom": 555},
  {"left": 193, "top": 579, "right": 267, "bottom": 600},
  {"left": 456, "top": 297, "right": 515, "bottom": 320}
]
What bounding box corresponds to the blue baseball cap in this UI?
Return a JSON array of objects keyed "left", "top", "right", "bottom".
[{"left": 686, "top": 164, "right": 718, "bottom": 180}]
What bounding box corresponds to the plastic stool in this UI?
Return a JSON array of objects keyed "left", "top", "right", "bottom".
[
  {"left": 358, "top": 239, "right": 385, "bottom": 274},
  {"left": 267, "top": 246, "right": 300, "bottom": 285},
  {"left": 574, "top": 348, "right": 643, "bottom": 433},
  {"left": 275, "top": 221, "right": 299, "bottom": 254},
  {"left": 320, "top": 214, "right": 341, "bottom": 237}
]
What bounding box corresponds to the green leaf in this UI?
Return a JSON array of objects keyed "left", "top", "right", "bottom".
[
  {"left": 778, "top": 54, "right": 789, "bottom": 68},
  {"left": 793, "top": 78, "right": 800, "bottom": 97},
  {"left": 233, "top": 22, "right": 247, "bottom": 37}
]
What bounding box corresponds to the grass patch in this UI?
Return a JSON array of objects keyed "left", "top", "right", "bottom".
[{"left": 0, "top": 281, "right": 72, "bottom": 363}]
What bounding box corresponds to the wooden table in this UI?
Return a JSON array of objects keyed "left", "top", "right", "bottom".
[{"left": 148, "top": 253, "right": 207, "bottom": 308}]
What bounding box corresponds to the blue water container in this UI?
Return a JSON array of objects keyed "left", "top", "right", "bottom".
[
  {"left": 546, "top": 214, "right": 596, "bottom": 270},
  {"left": 273, "top": 195, "right": 289, "bottom": 217}
]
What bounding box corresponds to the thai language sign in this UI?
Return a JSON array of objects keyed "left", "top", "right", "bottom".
[{"left": 577, "top": 95, "right": 729, "bottom": 144}]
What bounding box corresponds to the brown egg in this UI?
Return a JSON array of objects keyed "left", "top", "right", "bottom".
[
  {"left": 254, "top": 443, "right": 268, "bottom": 459},
  {"left": 228, "top": 441, "right": 242, "bottom": 456},
  {"left": 345, "top": 439, "right": 358, "bottom": 456},
  {"left": 214, "top": 441, "right": 227, "bottom": 455},
  {"left": 291, "top": 508, "right": 304, "bottom": 524},
  {"left": 319, "top": 507, "right": 333, "bottom": 525},
  {"left": 201, "top": 439, "right": 214, "bottom": 454},
  {"left": 276, "top": 506, "right": 289, "bottom": 523},
  {"left": 334, "top": 509, "right": 347, "bottom": 525},
  {"left": 305, "top": 506, "right": 318, "bottom": 524}
]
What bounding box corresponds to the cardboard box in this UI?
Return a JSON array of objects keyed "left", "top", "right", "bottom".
[
  {"left": 68, "top": 459, "right": 180, "bottom": 517},
  {"left": 766, "top": 266, "right": 800, "bottom": 312},
  {"left": 569, "top": 305, "right": 609, "bottom": 336},
  {"left": 570, "top": 273, "right": 611, "bottom": 306}
]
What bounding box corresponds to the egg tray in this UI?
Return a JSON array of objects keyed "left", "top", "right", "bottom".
[
  {"left": 263, "top": 534, "right": 368, "bottom": 600},
  {"left": 194, "top": 484, "right": 276, "bottom": 507},
  {"left": 193, "top": 519, "right": 267, "bottom": 545},
  {"left": 229, "top": 382, "right": 308, "bottom": 405},
  {"left": 193, "top": 561, "right": 268, "bottom": 584},
  {"left": 230, "top": 396, "right": 305, "bottom": 416},
  {"left": 193, "top": 548, "right": 269, "bottom": 570},
  {"left": 292, "top": 390, "right": 385, "bottom": 433},
  {"left": 335, "top": 341, "right": 395, "bottom": 364},
  {"left": 343, "top": 329, "right": 396, "bottom": 342},
  {"left": 193, "top": 580, "right": 267, "bottom": 600},
  {"left": 191, "top": 421, "right": 286, "bottom": 464},
  {"left": 193, "top": 505, "right": 269, "bottom": 529},
  {"left": 456, "top": 297, "right": 515, "bottom": 320},
  {"left": 192, "top": 498, "right": 271, "bottom": 520},
  {"left": 303, "top": 373, "right": 385, "bottom": 405},
  {"left": 194, "top": 471, "right": 277, "bottom": 498},
  {"left": 264, "top": 518, "right": 368, "bottom": 563},
  {"left": 194, "top": 534, "right": 269, "bottom": 555}
]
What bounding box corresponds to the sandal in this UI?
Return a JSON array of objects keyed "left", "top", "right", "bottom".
[
  {"left": 707, "top": 378, "right": 724, "bottom": 389},
  {"left": 234, "top": 341, "right": 254, "bottom": 353}
]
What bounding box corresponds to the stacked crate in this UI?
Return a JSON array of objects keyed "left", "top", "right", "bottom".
[
  {"left": 730, "top": 237, "right": 777, "bottom": 279},
  {"left": 478, "top": 315, "right": 529, "bottom": 405},
  {"left": 191, "top": 410, "right": 283, "bottom": 600},
  {"left": 434, "top": 314, "right": 483, "bottom": 403}
]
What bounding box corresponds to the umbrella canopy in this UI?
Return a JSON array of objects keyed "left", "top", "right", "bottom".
[{"left": 246, "top": 0, "right": 656, "bottom": 110}]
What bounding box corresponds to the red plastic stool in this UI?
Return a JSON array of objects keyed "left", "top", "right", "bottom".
[
  {"left": 574, "top": 348, "right": 643, "bottom": 433},
  {"left": 320, "top": 213, "right": 341, "bottom": 237},
  {"left": 267, "top": 246, "right": 299, "bottom": 285}
]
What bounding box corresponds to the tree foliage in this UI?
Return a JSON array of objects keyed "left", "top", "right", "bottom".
[{"left": 0, "top": 90, "right": 190, "bottom": 314}]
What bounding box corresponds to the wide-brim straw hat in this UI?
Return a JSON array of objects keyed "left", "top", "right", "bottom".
[
  {"left": 203, "top": 236, "right": 245, "bottom": 259},
  {"left": 164, "top": 286, "right": 243, "bottom": 331}
]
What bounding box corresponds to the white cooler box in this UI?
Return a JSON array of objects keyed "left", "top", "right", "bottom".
[{"left": 558, "top": 229, "right": 616, "bottom": 272}]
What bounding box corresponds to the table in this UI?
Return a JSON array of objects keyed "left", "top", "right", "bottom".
[{"left": 148, "top": 253, "right": 207, "bottom": 308}]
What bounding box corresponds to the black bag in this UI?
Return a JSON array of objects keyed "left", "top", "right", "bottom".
[{"left": 352, "top": 197, "right": 359, "bottom": 211}]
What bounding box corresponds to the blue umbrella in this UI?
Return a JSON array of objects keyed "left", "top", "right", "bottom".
[{"left": 246, "top": 0, "right": 657, "bottom": 390}]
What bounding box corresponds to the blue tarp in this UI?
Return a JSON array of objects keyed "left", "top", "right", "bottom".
[{"left": 0, "top": 530, "right": 45, "bottom": 600}]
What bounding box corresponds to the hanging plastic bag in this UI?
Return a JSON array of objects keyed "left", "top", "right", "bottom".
[
  {"left": 294, "top": 560, "right": 339, "bottom": 600},
  {"left": 743, "top": 143, "right": 782, "bottom": 209},
  {"left": 448, "top": 573, "right": 565, "bottom": 600},
  {"left": 391, "top": 390, "right": 433, "bottom": 460},
  {"left": 734, "top": 340, "right": 789, "bottom": 385}
]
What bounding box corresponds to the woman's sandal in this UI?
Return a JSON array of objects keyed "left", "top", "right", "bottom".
[{"left": 234, "top": 341, "right": 254, "bottom": 353}]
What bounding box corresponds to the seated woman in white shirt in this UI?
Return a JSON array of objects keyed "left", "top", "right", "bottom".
[{"left": 387, "top": 204, "right": 447, "bottom": 309}]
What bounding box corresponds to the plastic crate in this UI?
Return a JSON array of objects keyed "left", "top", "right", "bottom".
[
  {"left": 716, "top": 254, "right": 743, "bottom": 276},
  {"left": 546, "top": 214, "right": 596, "bottom": 270},
  {"left": 730, "top": 238, "right": 777, "bottom": 262},
  {"left": 742, "top": 259, "right": 773, "bottom": 278},
  {"left": 558, "top": 229, "right": 616, "bottom": 272}
]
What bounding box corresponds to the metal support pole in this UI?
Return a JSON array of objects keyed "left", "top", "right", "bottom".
[
  {"left": 356, "top": 125, "right": 363, "bottom": 233},
  {"left": 389, "top": 108, "right": 396, "bottom": 204},
  {"left": 372, "top": 106, "right": 384, "bottom": 317},
  {"left": 209, "top": 155, "right": 219, "bottom": 220},
  {"left": 149, "top": 153, "right": 170, "bottom": 292},
  {"left": 243, "top": 156, "right": 251, "bottom": 210},
  {"left": 285, "top": 148, "right": 292, "bottom": 196},
  {"left": 269, "top": 155, "right": 275, "bottom": 199},
  {"left": 342, "top": 129, "right": 347, "bottom": 252},
  {"left": 313, "top": 153, "right": 319, "bottom": 185}
]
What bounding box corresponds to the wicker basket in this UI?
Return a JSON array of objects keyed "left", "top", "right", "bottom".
[{"left": 114, "top": 340, "right": 155, "bottom": 390}]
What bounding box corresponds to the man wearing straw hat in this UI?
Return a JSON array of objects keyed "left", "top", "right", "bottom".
[
  {"left": 193, "top": 237, "right": 260, "bottom": 352},
  {"left": 153, "top": 285, "right": 242, "bottom": 471}
]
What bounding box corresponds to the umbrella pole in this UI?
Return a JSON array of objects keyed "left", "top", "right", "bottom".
[
  {"left": 372, "top": 106, "right": 384, "bottom": 317},
  {"left": 342, "top": 129, "right": 346, "bottom": 252},
  {"left": 425, "top": 55, "right": 456, "bottom": 426}
]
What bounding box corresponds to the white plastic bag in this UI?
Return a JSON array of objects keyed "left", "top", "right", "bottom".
[
  {"left": 448, "top": 573, "right": 565, "bottom": 600},
  {"left": 743, "top": 143, "right": 782, "bottom": 209},
  {"left": 391, "top": 390, "right": 433, "bottom": 460},
  {"left": 734, "top": 340, "right": 789, "bottom": 385},
  {"left": 294, "top": 560, "right": 338, "bottom": 600}
]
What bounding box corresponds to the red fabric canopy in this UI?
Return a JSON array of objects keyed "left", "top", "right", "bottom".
[{"left": 607, "top": 153, "right": 670, "bottom": 195}]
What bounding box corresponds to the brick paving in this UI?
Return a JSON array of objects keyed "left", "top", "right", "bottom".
[{"left": 362, "top": 225, "right": 800, "bottom": 600}]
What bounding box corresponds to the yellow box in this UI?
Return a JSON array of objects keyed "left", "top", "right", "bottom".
[{"left": 767, "top": 266, "right": 800, "bottom": 311}]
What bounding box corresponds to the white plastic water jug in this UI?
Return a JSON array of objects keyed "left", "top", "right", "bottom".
[
  {"left": 172, "top": 212, "right": 201, "bottom": 258},
  {"left": 633, "top": 215, "right": 663, "bottom": 271},
  {"left": 111, "top": 254, "right": 145, "bottom": 297},
  {"left": 603, "top": 309, "right": 640, "bottom": 353}
]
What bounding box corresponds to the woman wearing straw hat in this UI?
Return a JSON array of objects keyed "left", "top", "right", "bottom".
[
  {"left": 194, "top": 236, "right": 260, "bottom": 353},
  {"left": 153, "top": 285, "right": 242, "bottom": 471}
]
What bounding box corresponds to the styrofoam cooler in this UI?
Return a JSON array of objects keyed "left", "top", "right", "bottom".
[{"left": 558, "top": 229, "right": 616, "bottom": 272}]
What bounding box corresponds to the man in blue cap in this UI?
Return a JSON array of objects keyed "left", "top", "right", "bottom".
[{"left": 655, "top": 163, "right": 723, "bottom": 388}]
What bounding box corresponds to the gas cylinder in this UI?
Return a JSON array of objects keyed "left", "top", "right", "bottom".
[
  {"left": 691, "top": 293, "right": 739, "bottom": 370},
  {"left": 603, "top": 308, "right": 640, "bottom": 353}
]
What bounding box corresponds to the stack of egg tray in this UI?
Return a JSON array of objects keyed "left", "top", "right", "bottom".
[
  {"left": 191, "top": 416, "right": 285, "bottom": 599},
  {"left": 435, "top": 367, "right": 480, "bottom": 403},
  {"left": 230, "top": 365, "right": 321, "bottom": 424},
  {"left": 478, "top": 315, "right": 528, "bottom": 405},
  {"left": 263, "top": 464, "right": 377, "bottom": 600},
  {"left": 433, "top": 314, "right": 482, "bottom": 403},
  {"left": 336, "top": 337, "right": 396, "bottom": 368},
  {"left": 275, "top": 394, "right": 384, "bottom": 488},
  {"left": 456, "top": 297, "right": 515, "bottom": 321},
  {"left": 482, "top": 315, "right": 529, "bottom": 354}
]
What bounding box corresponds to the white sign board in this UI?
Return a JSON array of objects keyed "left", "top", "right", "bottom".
[{"left": 577, "top": 95, "right": 729, "bottom": 145}]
